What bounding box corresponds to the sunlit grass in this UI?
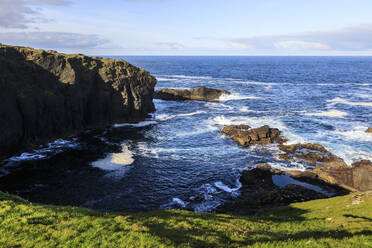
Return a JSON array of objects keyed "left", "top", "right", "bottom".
[{"left": 0, "top": 191, "right": 371, "bottom": 247}]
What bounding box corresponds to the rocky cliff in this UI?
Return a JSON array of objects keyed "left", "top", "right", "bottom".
[{"left": 0, "top": 44, "right": 157, "bottom": 158}]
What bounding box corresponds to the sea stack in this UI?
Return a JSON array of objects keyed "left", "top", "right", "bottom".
[{"left": 0, "top": 44, "right": 157, "bottom": 158}]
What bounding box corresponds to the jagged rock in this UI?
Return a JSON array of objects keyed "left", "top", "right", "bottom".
[
  {"left": 366, "top": 127, "right": 372, "bottom": 133},
  {"left": 277, "top": 143, "right": 372, "bottom": 191},
  {"left": 154, "top": 86, "right": 230, "bottom": 101},
  {"left": 278, "top": 143, "right": 347, "bottom": 169},
  {"left": 0, "top": 44, "right": 157, "bottom": 158},
  {"left": 221, "top": 125, "right": 287, "bottom": 146}
]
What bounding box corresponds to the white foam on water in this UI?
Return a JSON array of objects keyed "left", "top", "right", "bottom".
[
  {"left": 327, "top": 97, "right": 372, "bottom": 107},
  {"left": 164, "top": 74, "right": 213, "bottom": 80},
  {"left": 155, "top": 111, "right": 206, "bottom": 121},
  {"left": 156, "top": 77, "right": 178, "bottom": 81},
  {"left": 204, "top": 102, "right": 234, "bottom": 111},
  {"left": 219, "top": 93, "right": 264, "bottom": 101},
  {"left": 304, "top": 110, "right": 348, "bottom": 118},
  {"left": 7, "top": 138, "right": 78, "bottom": 162},
  {"left": 136, "top": 142, "right": 159, "bottom": 158},
  {"left": 171, "top": 198, "right": 187, "bottom": 208},
  {"left": 325, "top": 143, "right": 372, "bottom": 166},
  {"left": 267, "top": 162, "right": 306, "bottom": 171},
  {"left": 8, "top": 152, "right": 47, "bottom": 162},
  {"left": 214, "top": 179, "right": 241, "bottom": 197},
  {"left": 113, "top": 120, "right": 157, "bottom": 128},
  {"left": 239, "top": 106, "right": 251, "bottom": 112},
  {"left": 91, "top": 143, "right": 134, "bottom": 171},
  {"left": 332, "top": 126, "right": 372, "bottom": 142},
  {"left": 161, "top": 197, "right": 188, "bottom": 209},
  {"left": 241, "top": 81, "right": 279, "bottom": 86},
  {"left": 357, "top": 93, "right": 372, "bottom": 99}
]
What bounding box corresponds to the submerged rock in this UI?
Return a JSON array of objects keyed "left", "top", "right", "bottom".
[
  {"left": 0, "top": 44, "right": 157, "bottom": 158},
  {"left": 366, "top": 127, "right": 372, "bottom": 133},
  {"left": 154, "top": 86, "right": 230, "bottom": 101},
  {"left": 221, "top": 125, "right": 287, "bottom": 146}
]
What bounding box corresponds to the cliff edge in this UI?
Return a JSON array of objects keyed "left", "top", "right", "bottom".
[{"left": 0, "top": 44, "right": 157, "bottom": 157}]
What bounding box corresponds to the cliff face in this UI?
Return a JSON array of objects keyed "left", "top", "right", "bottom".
[{"left": 0, "top": 44, "right": 157, "bottom": 157}]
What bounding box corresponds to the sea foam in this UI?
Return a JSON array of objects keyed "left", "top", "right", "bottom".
[
  {"left": 113, "top": 120, "right": 157, "bottom": 128},
  {"left": 304, "top": 110, "right": 348, "bottom": 118},
  {"left": 327, "top": 97, "right": 372, "bottom": 107},
  {"left": 91, "top": 143, "right": 134, "bottom": 171},
  {"left": 219, "top": 93, "right": 263, "bottom": 101}
]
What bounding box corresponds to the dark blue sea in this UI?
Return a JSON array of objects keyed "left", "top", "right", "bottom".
[{"left": 1, "top": 56, "right": 371, "bottom": 212}]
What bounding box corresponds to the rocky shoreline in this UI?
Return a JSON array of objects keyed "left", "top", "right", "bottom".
[
  {"left": 1, "top": 49, "right": 371, "bottom": 215},
  {"left": 218, "top": 124, "right": 372, "bottom": 214}
]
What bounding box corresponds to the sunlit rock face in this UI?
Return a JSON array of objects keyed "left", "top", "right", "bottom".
[{"left": 0, "top": 44, "right": 156, "bottom": 158}]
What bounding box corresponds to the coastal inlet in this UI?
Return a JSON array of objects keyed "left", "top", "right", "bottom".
[{"left": 1, "top": 56, "right": 371, "bottom": 212}]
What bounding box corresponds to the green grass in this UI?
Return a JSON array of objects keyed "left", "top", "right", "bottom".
[{"left": 0, "top": 191, "right": 371, "bottom": 247}]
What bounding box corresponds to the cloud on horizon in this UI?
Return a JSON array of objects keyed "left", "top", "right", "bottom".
[
  {"left": 224, "top": 24, "right": 372, "bottom": 52},
  {"left": 0, "top": 0, "right": 71, "bottom": 29},
  {"left": 0, "top": 32, "right": 108, "bottom": 49}
]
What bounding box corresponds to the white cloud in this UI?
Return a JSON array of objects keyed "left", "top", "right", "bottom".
[
  {"left": 229, "top": 42, "right": 253, "bottom": 50},
  {"left": 0, "top": 32, "right": 108, "bottom": 49},
  {"left": 0, "top": 0, "right": 71, "bottom": 29},
  {"left": 154, "top": 42, "right": 184, "bottom": 50},
  {"left": 274, "top": 41, "right": 329, "bottom": 50},
  {"left": 226, "top": 24, "right": 372, "bottom": 52}
]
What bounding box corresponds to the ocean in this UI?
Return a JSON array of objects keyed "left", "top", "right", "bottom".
[{"left": 1, "top": 56, "right": 371, "bottom": 212}]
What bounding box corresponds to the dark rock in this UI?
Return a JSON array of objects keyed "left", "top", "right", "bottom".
[
  {"left": 221, "top": 125, "right": 287, "bottom": 146},
  {"left": 366, "top": 127, "right": 372, "bottom": 133},
  {"left": 154, "top": 86, "right": 230, "bottom": 101},
  {"left": 218, "top": 165, "right": 337, "bottom": 214},
  {"left": 0, "top": 44, "right": 157, "bottom": 158}
]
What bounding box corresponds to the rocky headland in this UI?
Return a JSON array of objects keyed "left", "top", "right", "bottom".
[
  {"left": 154, "top": 86, "right": 230, "bottom": 101},
  {"left": 0, "top": 44, "right": 156, "bottom": 158}
]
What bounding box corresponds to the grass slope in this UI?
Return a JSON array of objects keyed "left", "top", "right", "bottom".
[{"left": 0, "top": 191, "right": 371, "bottom": 247}]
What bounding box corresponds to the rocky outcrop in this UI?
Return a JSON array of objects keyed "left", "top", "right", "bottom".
[
  {"left": 154, "top": 86, "right": 230, "bottom": 101},
  {"left": 0, "top": 44, "right": 157, "bottom": 158},
  {"left": 278, "top": 143, "right": 347, "bottom": 169},
  {"left": 287, "top": 160, "right": 372, "bottom": 192},
  {"left": 366, "top": 127, "right": 372, "bottom": 133},
  {"left": 218, "top": 164, "right": 344, "bottom": 214},
  {"left": 221, "top": 125, "right": 287, "bottom": 146},
  {"left": 277, "top": 144, "right": 372, "bottom": 191}
]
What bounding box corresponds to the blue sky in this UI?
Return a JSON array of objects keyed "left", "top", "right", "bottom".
[{"left": 1, "top": 0, "right": 372, "bottom": 55}]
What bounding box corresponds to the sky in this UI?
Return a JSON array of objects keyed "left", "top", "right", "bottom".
[{"left": 0, "top": 0, "right": 372, "bottom": 55}]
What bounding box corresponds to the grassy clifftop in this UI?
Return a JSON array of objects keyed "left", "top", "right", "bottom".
[{"left": 0, "top": 191, "right": 371, "bottom": 247}]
